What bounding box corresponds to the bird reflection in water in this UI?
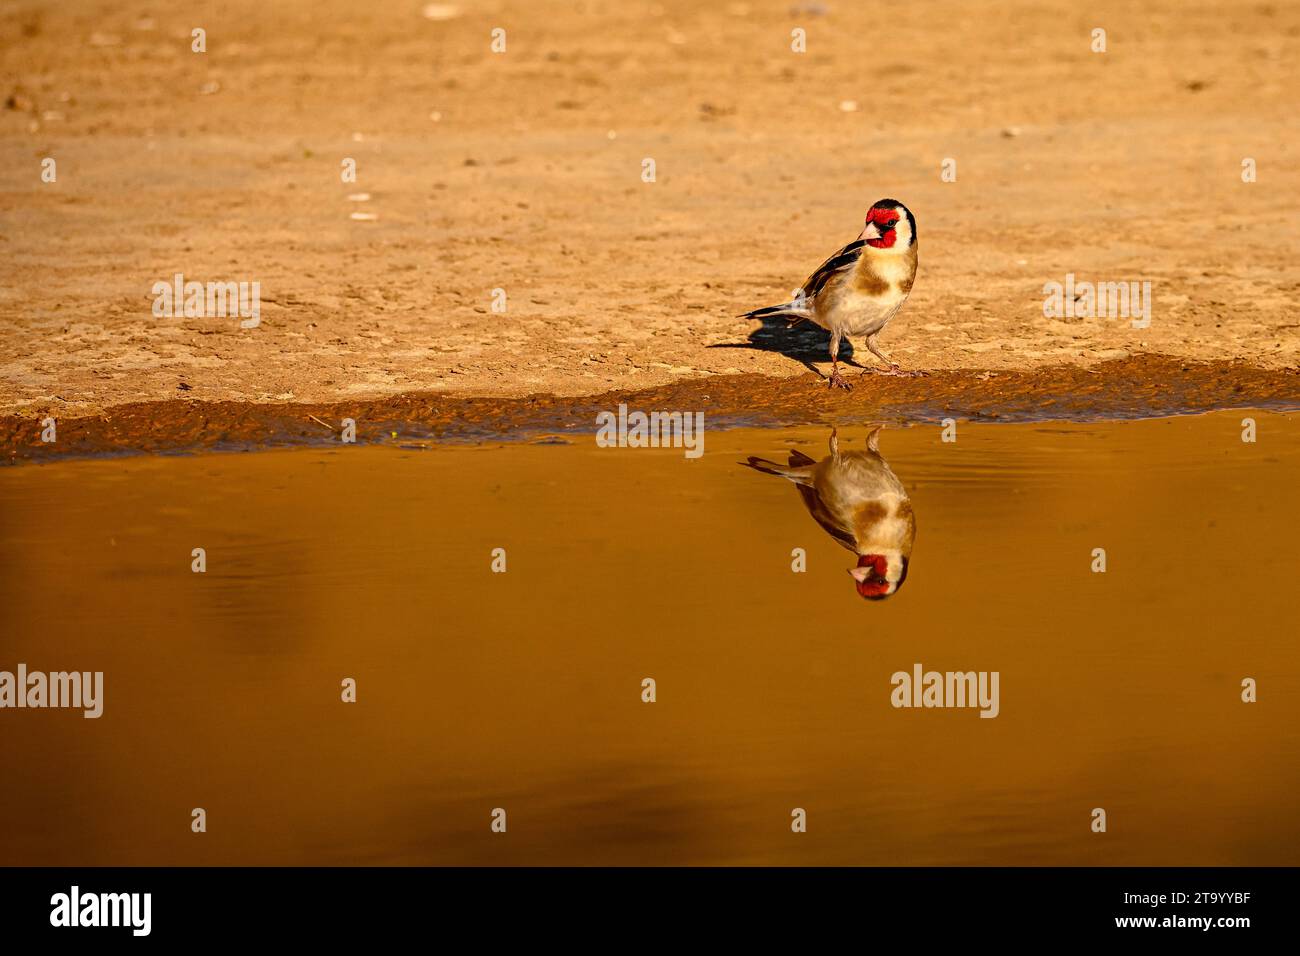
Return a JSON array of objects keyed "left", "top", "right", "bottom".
[{"left": 744, "top": 426, "right": 914, "bottom": 600}]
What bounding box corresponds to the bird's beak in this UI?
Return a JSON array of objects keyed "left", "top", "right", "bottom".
[
  {"left": 860, "top": 222, "right": 881, "bottom": 241},
  {"left": 848, "top": 566, "right": 872, "bottom": 583}
]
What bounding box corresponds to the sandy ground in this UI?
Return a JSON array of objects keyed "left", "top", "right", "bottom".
[{"left": 1, "top": 0, "right": 1298, "bottom": 418}]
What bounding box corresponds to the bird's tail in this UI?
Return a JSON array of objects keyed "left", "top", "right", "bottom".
[
  {"left": 743, "top": 451, "right": 816, "bottom": 483},
  {"left": 739, "top": 301, "right": 813, "bottom": 322}
]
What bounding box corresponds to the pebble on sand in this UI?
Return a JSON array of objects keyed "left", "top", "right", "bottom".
[{"left": 422, "top": 4, "right": 462, "bottom": 20}]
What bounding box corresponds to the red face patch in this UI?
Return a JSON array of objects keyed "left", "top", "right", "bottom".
[
  {"left": 855, "top": 554, "right": 892, "bottom": 599},
  {"left": 865, "top": 207, "right": 901, "bottom": 248}
]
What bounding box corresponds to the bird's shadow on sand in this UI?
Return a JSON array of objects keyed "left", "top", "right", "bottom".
[{"left": 711, "top": 316, "right": 864, "bottom": 378}]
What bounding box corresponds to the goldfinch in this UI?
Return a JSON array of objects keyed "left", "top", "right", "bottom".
[
  {"left": 742, "top": 198, "right": 921, "bottom": 390},
  {"left": 744, "top": 426, "right": 914, "bottom": 600}
]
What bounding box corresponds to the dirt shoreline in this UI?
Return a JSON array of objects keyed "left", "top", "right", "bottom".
[{"left": 4, "top": 355, "right": 1297, "bottom": 464}]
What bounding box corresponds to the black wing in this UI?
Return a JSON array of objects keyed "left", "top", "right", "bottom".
[
  {"left": 800, "top": 239, "right": 866, "bottom": 298},
  {"left": 794, "top": 484, "right": 859, "bottom": 552}
]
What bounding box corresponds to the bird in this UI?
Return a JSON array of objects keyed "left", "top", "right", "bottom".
[
  {"left": 741, "top": 198, "right": 921, "bottom": 390},
  {"left": 743, "top": 426, "right": 914, "bottom": 600}
]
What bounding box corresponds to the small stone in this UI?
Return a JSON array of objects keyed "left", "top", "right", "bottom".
[{"left": 422, "top": 4, "right": 462, "bottom": 20}]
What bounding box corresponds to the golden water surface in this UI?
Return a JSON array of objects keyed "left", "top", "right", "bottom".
[{"left": 1, "top": 412, "right": 1297, "bottom": 865}]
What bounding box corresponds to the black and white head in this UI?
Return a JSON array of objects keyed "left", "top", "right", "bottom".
[{"left": 859, "top": 198, "right": 917, "bottom": 253}]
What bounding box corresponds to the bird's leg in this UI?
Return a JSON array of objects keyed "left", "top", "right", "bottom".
[
  {"left": 864, "top": 335, "right": 896, "bottom": 373},
  {"left": 830, "top": 427, "right": 840, "bottom": 459},
  {"left": 827, "top": 330, "right": 852, "bottom": 390},
  {"left": 864, "top": 334, "right": 928, "bottom": 377}
]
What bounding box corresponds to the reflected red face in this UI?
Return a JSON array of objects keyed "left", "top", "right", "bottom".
[
  {"left": 855, "top": 553, "right": 892, "bottom": 599},
  {"left": 865, "top": 206, "right": 902, "bottom": 248}
]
